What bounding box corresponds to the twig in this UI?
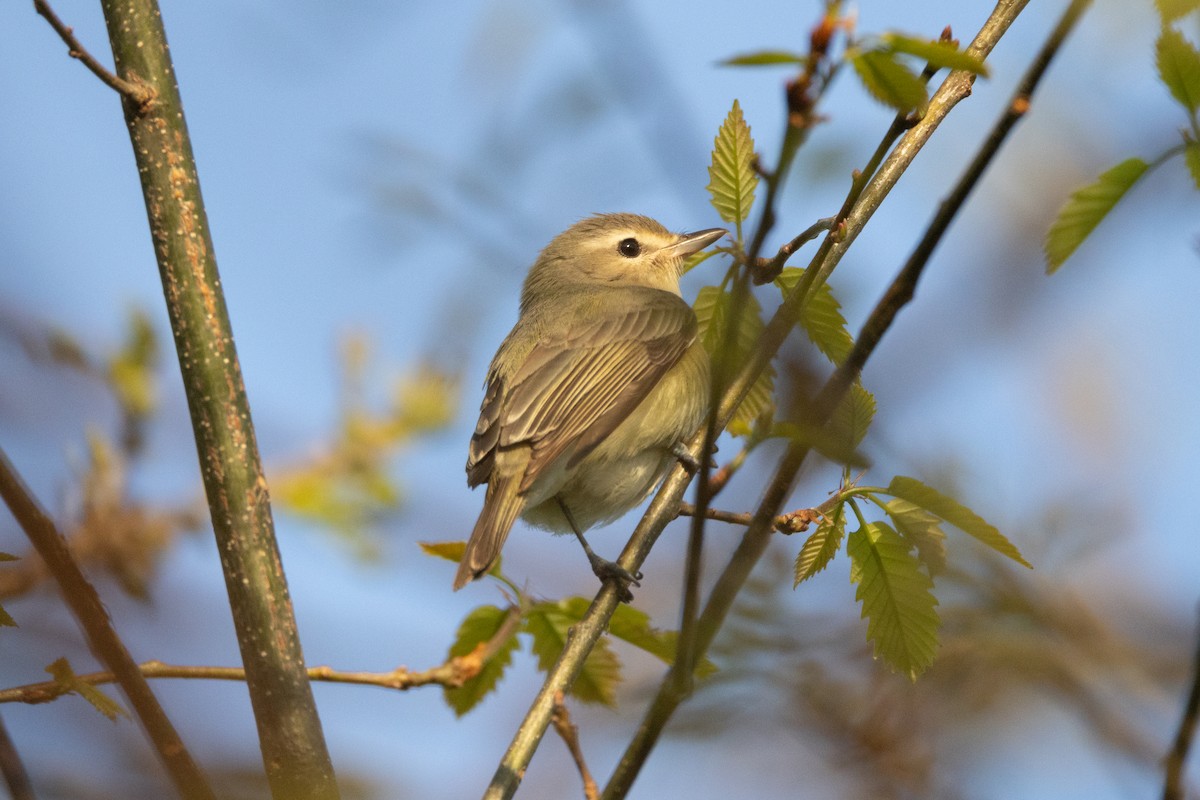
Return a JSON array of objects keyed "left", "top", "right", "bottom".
[
  {"left": 1164, "top": 608, "right": 1200, "bottom": 800},
  {"left": 96, "top": 2, "right": 338, "bottom": 797},
  {"left": 676, "top": 500, "right": 827, "bottom": 535},
  {"left": 751, "top": 217, "right": 835, "bottom": 283},
  {"left": 32, "top": 0, "right": 154, "bottom": 107},
  {"left": 551, "top": 693, "right": 599, "bottom": 800},
  {"left": 0, "top": 448, "right": 214, "bottom": 800},
  {"left": 0, "top": 711, "right": 35, "bottom": 800}
]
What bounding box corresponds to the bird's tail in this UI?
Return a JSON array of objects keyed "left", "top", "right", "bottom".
[{"left": 454, "top": 474, "right": 524, "bottom": 590}]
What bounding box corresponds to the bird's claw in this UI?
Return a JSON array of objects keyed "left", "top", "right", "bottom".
[{"left": 587, "top": 553, "right": 641, "bottom": 603}]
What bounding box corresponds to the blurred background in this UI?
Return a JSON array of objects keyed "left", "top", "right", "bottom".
[{"left": 1, "top": 0, "right": 1199, "bottom": 797}]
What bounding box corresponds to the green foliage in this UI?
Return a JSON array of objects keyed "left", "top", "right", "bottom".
[
  {"left": 1187, "top": 140, "right": 1200, "bottom": 189},
  {"left": 776, "top": 269, "right": 854, "bottom": 364},
  {"left": 886, "top": 476, "right": 1031, "bottom": 568},
  {"left": 720, "top": 51, "right": 808, "bottom": 67},
  {"left": 525, "top": 601, "right": 621, "bottom": 706},
  {"left": 847, "top": 521, "right": 940, "bottom": 680},
  {"left": 1156, "top": 0, "right": 1200, "bottom": 23},
  {"left": 1156, "top": 26, "right": 1200, "bottom": 118},
  {"left": 830, "top": 381, "right": 876, "bottom": 453},
  {"left": 693, "top": 286, "right": 774, "bottom": 437},
  {"left": 884, "top": 499, "right": 947, "bottom": 577},
  {"left": 881, "top": 33, "right": 990, "bottom": 76},
  {"left": 707, "top": 99, "right": 759, "bottom": 230},
  {"left": 851, "top": 49, "right": 929, "bottom": 113},
  {"left": 794, "top": 503, "right": 845, "bottom": 585},
  {"left": 46, "top": 658, "right": 127, "bottom": 721},
  {"left": 443, "top": 605, "right": 520, "bottom": 716},
  {"left": 107, "top": 309, "right": 159, "bottom": 420},
  {"left": 1044, "top": 157, "right": 1149, "bottom": 273}
]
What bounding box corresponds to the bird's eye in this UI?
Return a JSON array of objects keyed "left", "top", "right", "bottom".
[{"left": 617, "top": 238, "right": 641, "bottom": 258}]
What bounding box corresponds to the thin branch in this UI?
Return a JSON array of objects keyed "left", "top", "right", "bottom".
[
  {"left": 676, "top": 490, "right": 844, "bottom": 535},
  {"left": 0, "top": 448, "right": 214, "bottom": 800},
  {"left": 32, "top": 0, "right": 154, "bottom": 107},
  {"left": 0, "top": 711, "right": 35, "bottom": 800},
  {"left": 551, "top": 693, "right": 599, "bottom": 800},
  {"left": 1164, "top": 608, "right": 1200, "bottom": 800},
  {"left": 96, "top": 1, "right": 338, "bottom": 796}
]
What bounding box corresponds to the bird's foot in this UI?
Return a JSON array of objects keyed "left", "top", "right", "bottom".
[{"left": 586, "top": 551, "right": 642, "bottom": 603}]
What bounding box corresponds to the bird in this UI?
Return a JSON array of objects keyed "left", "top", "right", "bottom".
[{"left": 453, "top": 213, "right": 726, "bottom": 596}]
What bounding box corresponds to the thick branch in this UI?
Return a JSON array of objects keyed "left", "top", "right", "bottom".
[
  {"left": 0, "top": 448, "right": 214, "bottom": 799},
  {"left": 0, "top": 712, "right": 34, "bottom": 800},
  {"left": 97, "top": 1, "right": 337, "bottom": 797},
  {"left": 1164, "top": 610, "right": 1200, "bottom": 800}
]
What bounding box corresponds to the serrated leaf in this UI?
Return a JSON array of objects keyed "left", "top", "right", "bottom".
[
  {"left": 46, "top": 658, "right": 127, "bottom": 721},
  {"left": 1156, "top": 0, "right": 1200, "bottom": 23},
  {"left": 794, "top": 503, "right": 846, "bottom": 585},
  {"left": 443, "top": 605, "right": 520, "bottom": 716},
  {"left": 885, "top": 499, "right": 947, "bottom": 576},
  {"left": 707, "top": 100, "right": 758, "bottom": 225},
  {"left": 847, "top": 522, "right": 939, "bottom": 680},
  {"left": 830, "top": 381, "right": 876, "bottom": 452},
  {"left": 882, "top": 33, "right": 990, "bottom": 76},
  {"left": 1157, "top": 26, "right": 1200, "bottom": 116},
  {"left": 777, "top": 270, "right": 855, "bottom": 364},
  {"left": 887, "top": 476, "right": 1031, "bottom": 568},
  {"left": 851, "top": 49, "right": 928, "bottom": 112},
  {"left": 1044, "top": 157, "right": 1149, "bottom": 273},
  {"left": 1187, "top": 141, "right": 1200, "bottom": 190},
  {"left": 721, "top": 50, "right": 808, "bottom": 67},
  {"left": 558, "top": 598, "right": 717, "bottom": 677},
  {"left": 694, "top": 286, "right": 774, "bottom": 437},
  {"left": 525, "top": 602, "right": 621, "bottom": 705}
]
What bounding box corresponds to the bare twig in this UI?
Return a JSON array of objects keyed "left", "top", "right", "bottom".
[
  {"left": 0, "top": 712, "right": 35, "bottom": 800},
  {"left": 0, "top": 448, "right": 214, "bottom": 800},
  {"left": 1164, "top": 609, "right": 1200, "bottom": 800},
  {"left": 676, "top": 493, "right": 841, "bottom": 535},
  {"left": 551, "top": 693, "right": 599, "bottom": 800},
  {"left": 32, "top": 0, "right": 154, "bottom": 107}
]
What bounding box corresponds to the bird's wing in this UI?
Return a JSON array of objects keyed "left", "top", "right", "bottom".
[{"left": 467, "top": 290, "right": 697, "bottom": 493}]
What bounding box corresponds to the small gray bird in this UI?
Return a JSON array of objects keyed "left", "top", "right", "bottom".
[{"left": 454, "top": 213, "right": 726, "bottom": 593}]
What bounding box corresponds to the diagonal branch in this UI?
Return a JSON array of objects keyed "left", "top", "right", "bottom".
[
  {"left": 0, "top": 447, "right": 214, "bottom": 799},
  {"left": 1164, "top": 608, "right": 1200, "bottom": 800},
  {"left": 33, "top": 0, "right": 154, "bottom": 106}
]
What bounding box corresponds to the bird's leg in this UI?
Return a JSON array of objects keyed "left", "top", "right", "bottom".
[
  {"left": 556, "top": 497, "right": 641, "bottom": 602},
  {"left": 670, "top": 441, "right": 718, "bottom": 474}
]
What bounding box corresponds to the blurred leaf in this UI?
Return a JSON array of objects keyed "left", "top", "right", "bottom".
[
  {"left": 847, "top": 522, "right": 939, "bottom": 680},
  {"left": 776, "top": 270, "right": 854, "bottom": 364},
  {"left": 525, "top": 602, "right": 620, "bottom": 705},
  {"left": 390, "top": 367, "right": 459, "bottom": 435},
  {"left": 829, "top": 381, "right": 876, "bottom": 452},
  {"left": 1156, "top": 26, "right": 1200, "bottom": 116},
  {"left": 1044, "top": 157, "right": 1149, "bottom": 273},
  {"left": 885, "top": 499, "right": 947, "bottom": 576},
  {"left": 882, "top": 33, "right": 990, "bottom": 76},
  {"left": 558, "top": 598, "right": 717, "bottom": 677},
  {"left": 887, "top": 476, "right": 1031, "bottom": 568},
  {"left": 46, "top": 658, "right": 127, "bottom": 721},
  {"left": 794, "top": 503, "right": 846, "bottom": 585},
  {"left": 443, "top": 605, "right": 520, "bottom": 716},
  {"left": 1156, "top": 0, "right": 1200, "bottom": 22},
  {"left": 851, "top": 49, "right": 927, "bottom": 112},
  {"left": 769, "top": 420, "right": 869, "bottom": 469},
  {"left": 1187, "top": 140, "right": 1200, "bottom": 190},
  {"left": 694, "top": 286, "right": 774, "bottom": 436},
  {"left": 707, "top": 99, "right": 758, "bottom": 226},
  {"left": 720, "top": 50, "right": 807, "bottom": 67},
  {"left": 107, "top": 309, "right": 158, "bottom": 419},
  {"left": 681, "top": 247, "right": 720, "bottom": 276}
]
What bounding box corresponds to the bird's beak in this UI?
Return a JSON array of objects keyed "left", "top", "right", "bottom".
[{"left": 663, "top": 227, "right": 727, "bottom": 258}]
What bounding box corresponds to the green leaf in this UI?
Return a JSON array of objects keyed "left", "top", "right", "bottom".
[
  {"left": 558, "top": 598, "right": 717, "bottom": 678},
  {"left": 847, "top": 522, "right": 939, "bottom": 680},
  {"left": 694, "top": 286, "right": 774, "bottom": 437},
  {"left": 707, "top": 100, "right": 758, "bottom": 225},
  {"left": 885, "top": 499, "right": 947, "bottom": 576},
  {"left": 886, "top": 476, "right": 1031, "bottom": 568},
  {"left": 107, "top": 309, "right": 158, "bottom": 418},
  {"left": 794, "top": 503, "right": 846, "bottom": 585},
  {"left": 1156, "top": 0, "right": 1200, "bottom": 23},
  {"left": 0, "top": 602, "right": 15, "bottom": 628},
  {"left": 525, "top": 602, "right": 621, "bottom": 705},
  {"left": 1187, "top": 140, "right": 1200, "bottom": 190},
  {"left": 776, "top": 270, "right": 854, "bottom": 364},
  {"left": 829, "top": 381, "right": 876, "bottom": 452},
  {"left": 1157, "top": 26, "right": 1200, "bottom": 116},
  {"left": 851, "top": 49, "right": 928, "bottom": 112},
  {"left": 882, "top": 33, "right": 990, "bottom": 76},
  {"left": 721, "top": 50, "right": 808, "bottom": 67},
  {"left": 419, "top": 541, "right": 468, "bottom": 564},
  {"left": 46, "top": 658, "right": 127, "bottom": 721},
  {"left": 1044, "top": 157, "right": 1149, "bottom": 273},
  {"left": 443, "top": 605, "right": 520, "bottom": 716}
]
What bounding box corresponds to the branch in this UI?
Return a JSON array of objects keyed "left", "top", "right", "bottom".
[
  {"left": 32, "top": 0, "right": 154, "bottom": 107},
  {"left": 0, "top": 712, "right": 34, "bottom": 800},
  {"left": 1164, "top": 609, "right": 1200, "bottom": 800},
  {"left": 0, "top": 448, "right": 214, "bottom": 799},
  {"left": 551, "top": 694, "right": 599, "bottom": 800},
  {"left": 676, "top": 489, "right": 844, "bottom": 535},
  {"left": 96, "top": 1, "right": 338, "bottom": 797}
]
